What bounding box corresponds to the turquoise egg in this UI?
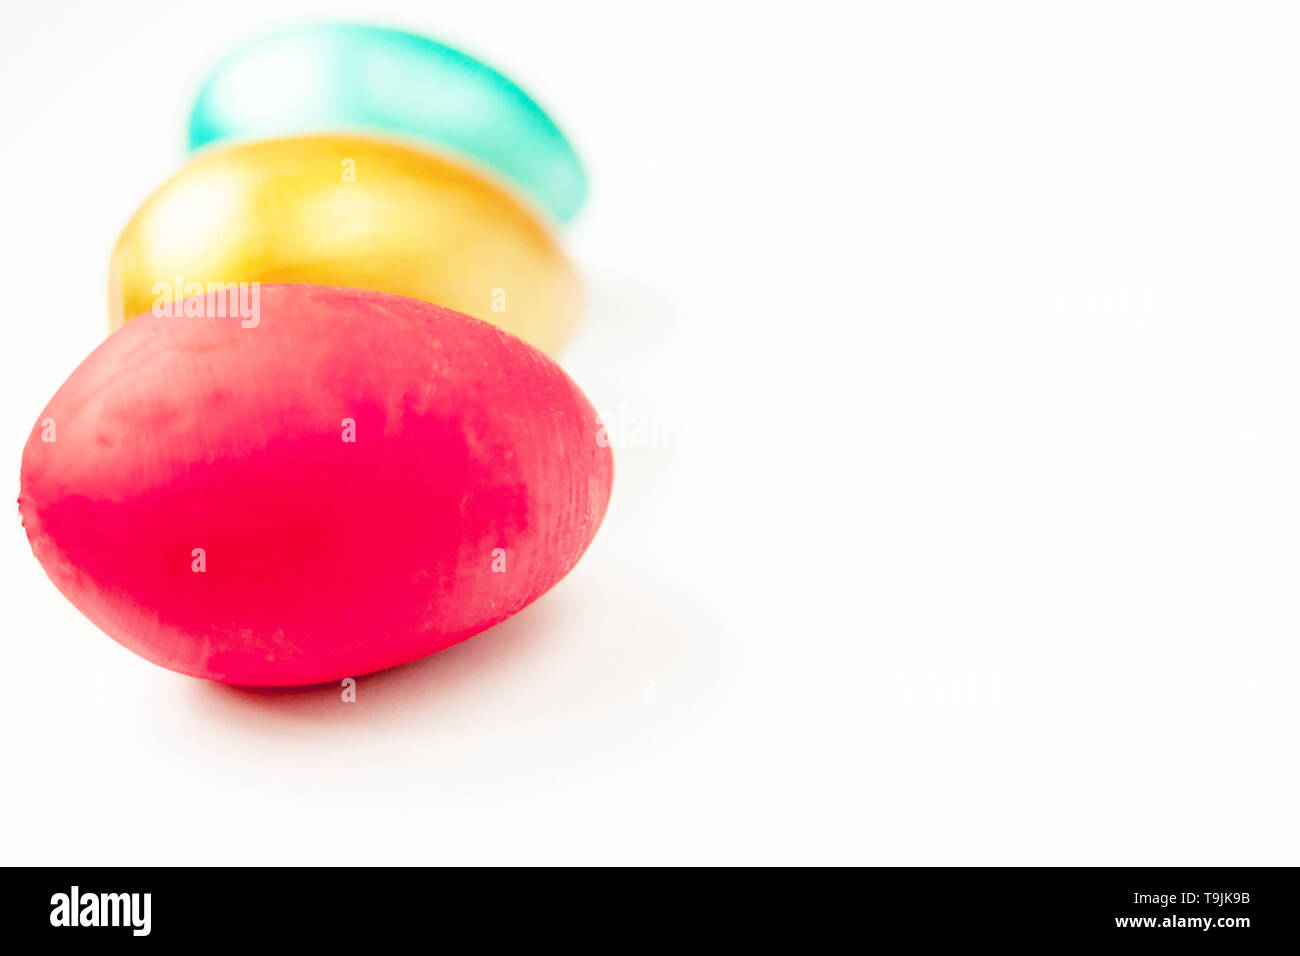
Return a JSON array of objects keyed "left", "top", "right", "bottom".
[{"left": 188, "top": 23, "right": 588, "bottom": 223}]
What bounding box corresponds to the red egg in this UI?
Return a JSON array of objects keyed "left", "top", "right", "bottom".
[{"left": 19, "top": 284, "right": 612, "bottom": 685}]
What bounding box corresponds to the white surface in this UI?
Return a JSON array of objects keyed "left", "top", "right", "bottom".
[{"left": 2, "top": 0, "right": 1299, "bottom": 865}]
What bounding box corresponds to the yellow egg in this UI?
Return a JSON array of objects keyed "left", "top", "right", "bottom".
[{"left": 110, "top": 134, "right": 581, "bottom": 354}]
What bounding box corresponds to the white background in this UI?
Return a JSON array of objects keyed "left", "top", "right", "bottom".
[{"left": 2, "top": 0, "right": 1299, "bottom": 865}]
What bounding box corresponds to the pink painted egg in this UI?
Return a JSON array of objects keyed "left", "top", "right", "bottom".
[{"left": 19, "top": 284, "right": 612, "bottom": 685}]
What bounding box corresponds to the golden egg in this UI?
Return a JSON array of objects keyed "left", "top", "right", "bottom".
[{"left": 110, "top": 134, "right": 581, "bottom": 354}]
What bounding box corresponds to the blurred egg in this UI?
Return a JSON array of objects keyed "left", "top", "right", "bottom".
[
  {"left": 110, "top": 134, "right": 582, "bottom": 354},
  {"left": 20, "top": 285, "right": 613, "bottom": 686},
  {"left": 188, "top": 23, "right": 587, "bottom": 223}
]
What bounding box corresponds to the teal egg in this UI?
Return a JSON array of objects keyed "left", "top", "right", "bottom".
[{"left": 188, "top": 24, "right": 587, "bottom": 223}]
